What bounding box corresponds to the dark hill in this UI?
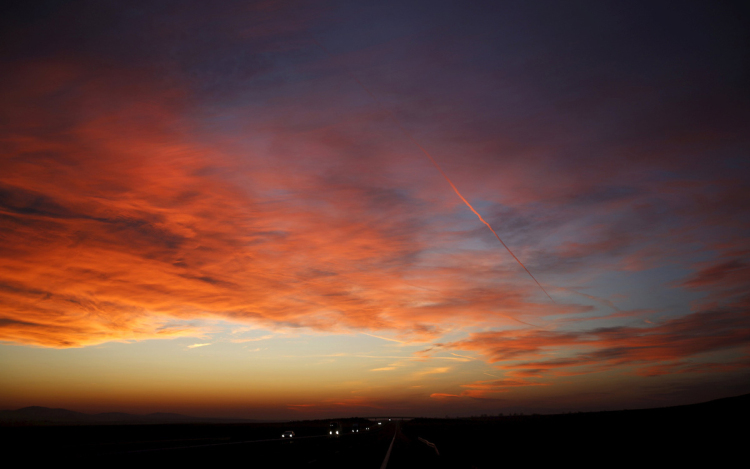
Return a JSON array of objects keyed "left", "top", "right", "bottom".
[
  {"left": 401, "top": 393, "right": 750, "bottom": 467},
  {"left": 0, "top": 406, "right": 260, "bottom": 425}
]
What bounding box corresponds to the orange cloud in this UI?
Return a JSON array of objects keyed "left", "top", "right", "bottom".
[
  {"left": 429, "top": 393, "right": 460, "bottom": 399},
  {"left": 0, "top": 61, "right": 570, "bottom": 350}
]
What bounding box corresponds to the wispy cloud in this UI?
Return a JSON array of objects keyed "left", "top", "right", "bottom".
[
  {"left": 430, "top": 393, "right": 460, "bottom": 399},
  {"left": 230, "top": 334, "right": 275, "bottom": 343},
  {"left": 360, "top": 332, "right": 406, "bottom": 344},
  {"left": 413, "top": 367, "right": 451, "bottom": 379}
]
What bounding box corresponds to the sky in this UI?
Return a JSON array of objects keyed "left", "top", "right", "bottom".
[{"left": 1, "top": 0, "right": 749, "bottom": 419}]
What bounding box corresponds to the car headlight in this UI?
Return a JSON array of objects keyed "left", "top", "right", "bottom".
[
  {"left": 329, "top": 431, "right": 332, "bottom": 434},
  {"left": 336, "top": 431, "right": 339, "bottom": 434}
]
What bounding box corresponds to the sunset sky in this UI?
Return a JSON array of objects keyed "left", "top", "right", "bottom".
[{"left": 1, "top": 0, "right": 749, "bottom": 419}]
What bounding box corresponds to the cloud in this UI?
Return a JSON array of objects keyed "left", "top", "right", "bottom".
[
  {"left": 458, "top": 378, "right": 548, "bottom": 398},
  {"left": 437, "top": 303, "right": 750, "bottom": 379},
  {"left": 0, "top": 0, "right": 748, "bottom": 397},
  {"left": 187, "top": 343, "right": 211, "bottom": 349},
  {"left": 430, "top": 376, "right": 546, "bottom": 400},
  {"left": 636, "top": 360, "right": 750, "bottom": 377},
  {"left": 230, "top": 334, "right": 275, "bottom": 343},
  {"left": 360, "top": 332, "right": 406, "bottom": 344},
  {"left": 680, "top": 256, "right": 750, "bottom": 308},
  {"left": 430, "top": 393, "right": 461, "bottom": 399},
  {"left": 681, "top": 259, "right": 749, "bottom": 290},
  {"left": 413, "top": 367, "right": 451, "bottom": 379}
]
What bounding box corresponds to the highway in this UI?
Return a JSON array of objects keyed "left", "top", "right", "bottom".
[
  {"left": 5, "top": 395, "right": 746, "bottom": 468},
  {"left": 49, "top": 421, "right": 445, "bottom": 468}
]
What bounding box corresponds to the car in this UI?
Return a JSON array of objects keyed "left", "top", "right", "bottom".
[
  {"left": 328, "top": 421, "right": 342, "bottom": 437},
  {"left": 281, "top": 431, "right": 295, "bottom": 438},
  {"left": 352, "top": 423, "right": 359, "bottom": 433}
]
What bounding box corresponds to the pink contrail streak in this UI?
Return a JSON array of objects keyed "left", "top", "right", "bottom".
[{"left": 312, "top": 38, "right": 554, "bottom": 303}]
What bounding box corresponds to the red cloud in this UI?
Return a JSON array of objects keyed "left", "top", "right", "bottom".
[
  {"left": 680, "top": 257, "right": 750, "bottom": 310},
  {"left": 437, "top": 305, "right": 750, "bottom": 378}
]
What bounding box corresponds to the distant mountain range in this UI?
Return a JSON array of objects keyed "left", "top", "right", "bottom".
[
  {"left": 3, "top": 393, "right": 748, "bottom": 425},
  {"left": 0, "top": 406, "right": 264, "bottom": 425}
]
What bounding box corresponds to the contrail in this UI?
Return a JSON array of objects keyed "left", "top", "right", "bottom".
[
  {"left": 561, "top": 287, "right": 618, "bottom": 312},
  {"left": 312, "top": 38, "right": 554, "bottom": 303}
]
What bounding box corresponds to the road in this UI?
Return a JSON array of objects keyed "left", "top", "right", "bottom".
[
  {"left": 36, "top": 421, "right": 444, "bottom": 468},
  {"left": 5, "top": 395, "right": 747, "bottom": 468}
]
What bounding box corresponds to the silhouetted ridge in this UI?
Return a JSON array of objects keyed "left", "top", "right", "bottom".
[
  {"left": 2, "top": 394, "right": 747, "bottom": 426},
  {"left": 0, "top": 407, "right": 261, "bottom": 425}
]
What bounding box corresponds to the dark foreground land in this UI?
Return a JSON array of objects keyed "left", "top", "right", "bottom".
[{"left": 3, "top": 394, "right": 748, "bottom": 468}]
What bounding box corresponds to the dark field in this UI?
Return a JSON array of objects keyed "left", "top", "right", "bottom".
[{"left": 3, "top": 394, "right": 747, "bottom": 468}]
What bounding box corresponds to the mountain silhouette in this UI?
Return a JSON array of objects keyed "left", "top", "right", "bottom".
[{"left": 0, "top": 406, "right": 260, "bottom": 425}]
